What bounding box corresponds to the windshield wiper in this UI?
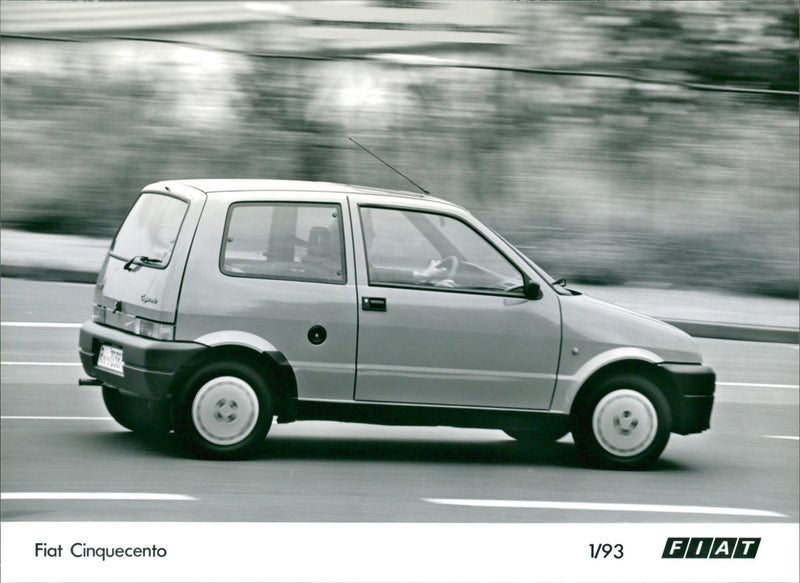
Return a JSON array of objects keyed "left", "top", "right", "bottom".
[
  {"left": 552, "top": 278, "right": 567, "bottom": 287},
  {"left": 123, "top": 255, "right": 163, "bottom": 271}
]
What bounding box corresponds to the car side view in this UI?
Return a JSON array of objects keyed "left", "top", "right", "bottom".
[{"left": 79, "top": 180, "right": 715, "bottom": 469}]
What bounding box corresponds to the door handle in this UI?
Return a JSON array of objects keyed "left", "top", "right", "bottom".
[{"left": 362, "top": 297, "right": 387, "bottom": 312}]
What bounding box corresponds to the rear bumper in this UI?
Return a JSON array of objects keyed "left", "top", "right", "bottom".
[
  {"left": 79, "top": 320, "right": 203, "bottom": 400},
  {"left": 658, "top": 363, "right": 715, "bottom": 435}
]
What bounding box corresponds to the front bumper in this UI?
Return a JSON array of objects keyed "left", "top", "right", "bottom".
[
  {"left": 79, "top": 320, "right": 204, "bottom": 400},
  {"left": 658, "top": 363, "right": 715, "bottom": 435}
]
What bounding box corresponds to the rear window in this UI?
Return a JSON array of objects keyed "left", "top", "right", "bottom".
[{"left": 111, "top": 192, "right": 188, "bottom": 266}]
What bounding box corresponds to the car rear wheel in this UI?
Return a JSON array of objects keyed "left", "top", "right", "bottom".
[
  {"left": 174, "top": 361, "right": 273, "bottom": 460},
  {"left": 572, "top": 375, "right": 671, "bottom": 470},
  {"left": 102, "top": 386, "right": 171, "bottom": 434}
]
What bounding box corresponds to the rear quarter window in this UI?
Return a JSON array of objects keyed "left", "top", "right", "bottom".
[
  {"left": 220, "top": 202, "right": 345, "bottom": 284},
  {"left": 111, "top": 192, "right": 188, "bottom": 266}
]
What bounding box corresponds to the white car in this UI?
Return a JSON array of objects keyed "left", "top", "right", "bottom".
[{"left": 79, "top": 179, "right": 715, "bottom": 469}]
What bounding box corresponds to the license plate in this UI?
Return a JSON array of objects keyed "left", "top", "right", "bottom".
[{"left": 97, "top": 345, "right": 124, "bottom": 375}]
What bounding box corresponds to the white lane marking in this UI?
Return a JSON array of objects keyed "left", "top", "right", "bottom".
[
  {"left": 717, "top": 382, "right": 798, "bottom": 389},
  {"left": 1, "top": 493, "right": 197, "bottom": 501},
  {"left": 1, "top": 416, "right": 112, "bottom": 421},
  {"left": 1, "top": 362, "right": 81, "bottom": 366},
  {"left": 763, "top": 435, "right": 800, "bottom": 441},
  {"left": 423, "top": 498, "right": 786, "bottom": 518},
  {"left": 1, "top": 322, "right": 82, "bottom": 328}
]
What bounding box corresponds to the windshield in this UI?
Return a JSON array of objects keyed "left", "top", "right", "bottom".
[{"left": 111, "top": 192, "right": 188, "bottom": 266}]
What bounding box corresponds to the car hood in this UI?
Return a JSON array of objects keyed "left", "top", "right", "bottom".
[{"left": 559, "top": 292, "right": 703, "bottom": 364}]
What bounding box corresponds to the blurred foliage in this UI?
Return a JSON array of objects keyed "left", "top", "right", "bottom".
[{"left": 1, "top": 1, "right": 797, "bottom": 297}]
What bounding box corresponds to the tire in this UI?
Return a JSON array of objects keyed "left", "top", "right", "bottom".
[
  {"left": 102, "top": 386, "right": 172, "bottom": 434},
  {"left": 173, "top": 361, "right": 273, "bottom": 460},
  {"left": 572, "top": 375, "right": 671, "bottom": 470}
]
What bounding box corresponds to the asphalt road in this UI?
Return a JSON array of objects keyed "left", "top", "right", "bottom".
[{"left": 1, "top": 279, "right": 797, "bottom": 523}]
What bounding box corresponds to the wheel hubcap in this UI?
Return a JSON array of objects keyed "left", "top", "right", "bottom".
[
  {"left": 213, "top": 399, "right": 238, "bottom": 423},
  {"left": 192, "top": 376, "right": 259, "bottom": 446},
  {"left": 592, "top": 389, "right": 657, "bottom": 457}
]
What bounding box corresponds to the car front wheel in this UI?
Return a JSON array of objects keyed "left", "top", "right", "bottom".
[{"left": 572, "top": 375, "right": 671, "bottom": 470}]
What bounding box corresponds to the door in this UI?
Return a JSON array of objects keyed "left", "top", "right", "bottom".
[
  {"left": 353, "top": 204, "right": 561, "bottom": 410},
  {"left": 177, "top": 196, "right": 358, "bottom": 402},
  {"left": 98, "top": 188, "right": 204, "bottom": 324}
]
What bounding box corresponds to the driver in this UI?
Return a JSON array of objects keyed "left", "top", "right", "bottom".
[{"left": 413, "top": 258, "right": 456, "bottom": 288}]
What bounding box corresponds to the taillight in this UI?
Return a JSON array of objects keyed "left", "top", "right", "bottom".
[
  {"left": 92, "top": 304, "right": 107, "bottom": 324},
  {"left": 133, "top": 318, "right": 175, "bottom": 341},
  {"left": 93, "top": 304, "right": 174, "bottom": 340}
]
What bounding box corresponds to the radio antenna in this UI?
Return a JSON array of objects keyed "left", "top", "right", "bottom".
[{"left": 348, "top": 137, "right": 430, "bottom": 195}]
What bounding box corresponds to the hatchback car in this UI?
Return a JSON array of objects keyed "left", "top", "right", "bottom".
[{"left": 79, "top": 180, "right": 715, "bottom": 469}]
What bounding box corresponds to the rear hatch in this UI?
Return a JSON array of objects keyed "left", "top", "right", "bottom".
[{"left": 93, "top": 183, "right": 207, "bottom": 338}]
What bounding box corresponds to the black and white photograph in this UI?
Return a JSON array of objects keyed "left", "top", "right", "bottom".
[{"left": 1, "top": 1, "right": 798, "bottom": 582}]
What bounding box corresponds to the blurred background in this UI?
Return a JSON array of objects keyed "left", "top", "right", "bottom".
[{"left": 1, "top": 0, "right": 797, "bottom": 297}]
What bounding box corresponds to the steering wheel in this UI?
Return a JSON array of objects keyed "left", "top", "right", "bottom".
[{"left": 434, "top": 255, "right": 459, "bottom": 280}]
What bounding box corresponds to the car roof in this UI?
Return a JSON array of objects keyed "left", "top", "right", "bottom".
[{"left": 146, "top": 179, "right": 457, "bottom": 207}]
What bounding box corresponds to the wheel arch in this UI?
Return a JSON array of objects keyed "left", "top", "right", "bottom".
[
  {"left": 170, "top": 344, "right": 298, "bottom": 423},
  {"left": 569, "top": 359, "right": 679, "bottom": 429}
]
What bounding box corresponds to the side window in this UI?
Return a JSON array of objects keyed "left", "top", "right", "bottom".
[
  {"left": 360, "top": 206, "right": 523, "bottom": 293},
  {"left": 221, "top": 203, "right": 345, "bottom": 284}
]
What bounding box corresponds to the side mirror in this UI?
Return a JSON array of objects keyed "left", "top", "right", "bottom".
[{"left": 523, "top": 276, "right": 543, "bottom": 300}]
